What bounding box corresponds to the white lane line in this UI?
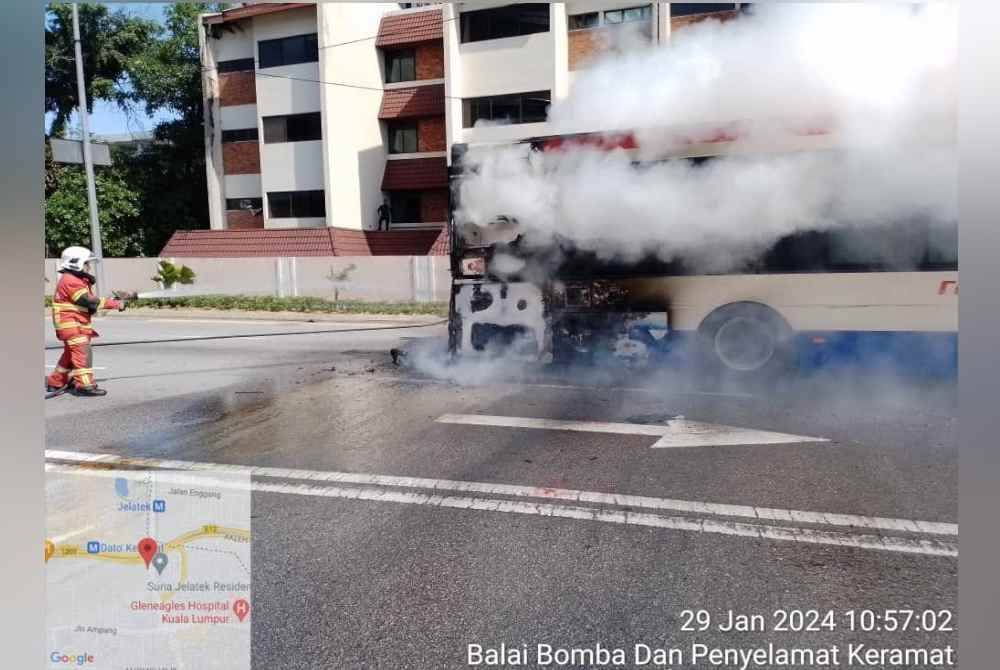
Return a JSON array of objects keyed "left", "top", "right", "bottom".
[
  {"left": 369, "top": 376, "right": 757, "bottom": 399},
  {"left": 435, "top": 414, "right": 827, "bottom": 449},
  {"left": 44, "top": 463, "right": 956, "bottom": 557},
  {"left": 44, "top": 449, "right": 956, "bottom": 536}
]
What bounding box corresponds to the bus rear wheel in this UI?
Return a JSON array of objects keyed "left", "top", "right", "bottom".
[{"left": 696, "top": 302, "right": 793, "bottom": 387}]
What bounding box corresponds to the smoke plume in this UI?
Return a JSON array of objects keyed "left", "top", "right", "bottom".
[{"left": 456, "top": 3, "right": 957, "bottom": 270}]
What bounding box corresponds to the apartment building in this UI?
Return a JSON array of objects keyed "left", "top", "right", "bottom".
[
  {"left": 175, "top": 2, "right": 748, "bottom": 257},
  {"left": 200, "top": 2, "right": 395, "bottom": 232},
  {"left": 442, "top": 2, "right": 749, "bottom": 148}
]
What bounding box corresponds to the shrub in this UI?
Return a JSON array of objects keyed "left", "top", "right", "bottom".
[
  {"left": 152, "top": 260, "right": 196, "bottom": 289},
  {"left": 128, "top": 294, "right": 447, "bottom": 316},
  {"left": 44, "top": 293, "right": 447, "bottom": 316}
]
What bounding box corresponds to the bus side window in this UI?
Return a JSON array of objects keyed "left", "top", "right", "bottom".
[
  {"left": 925, "top": 222, "right": 958, "bottom": 269},
  {"left": 828, "top": 223, "right": 929, "bottom": 272},
  {"left": 761, "top": 231, "right": 829, "bottom": 273}
]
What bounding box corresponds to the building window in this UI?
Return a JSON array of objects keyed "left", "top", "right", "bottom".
[
  {"left": 568, "top": 12, "right": 599, "bottom": 30},
  {"left": 670, "top": 3, "right": 738, "bottom": 17},
  {"left": 217, "top": 58, "right": 255, "bottom": 73},
  {"left": 604, "top": 5, "right": 652, "bottom": 24},
  {"left": 463, "top": 91, "right": 550, "bottom": 128},
  {"left": 460, "top": 4, "right": 550, "bottom": 43},
  {"left": 262, "top": 112, "right": 322, "bottom": 143},
  {"left": 225, "top": 197, "right": 263, "bottom": 212},
  {"left": 221, "top": 128, "right": 259, "bottom": 142},
  {"left": 390, "top": 192, "right": 422, "bottom": 223},
  {"left": 387, "top": 121, "right": 418, "bottom": 154},
  {"left": 258, "top": 33, "right": 319, "bottom": 68},
  {"left": 385, "top": 49, "right": 416, "bottom": 83},
  {"left": 267, "top": 190, "right": 326, "bottom": 218}
]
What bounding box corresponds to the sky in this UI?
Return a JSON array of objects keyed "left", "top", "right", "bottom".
[{"left": 45, "top": 3, "right": 179, "bottom": 137}]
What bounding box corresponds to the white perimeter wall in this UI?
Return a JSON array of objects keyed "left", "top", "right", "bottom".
[
  {"left": 317, "top": 3, "right": 396, "bottom": 232},
  {"left": 44, "top": 256, "right": 451, "bottom": 303}
]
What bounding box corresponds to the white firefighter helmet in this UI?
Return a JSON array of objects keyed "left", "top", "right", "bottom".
[{"left": 58, "top": 246, "right": 96, "bottom": 273}]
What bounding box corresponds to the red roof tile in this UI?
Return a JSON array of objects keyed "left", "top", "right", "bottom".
[
  {"left": 159, "top": 227, "right": 448, "bottom": 257},
  {"left": 378, "top": 85, "right": 445, "bottom": 120},
  {"left": 331, "top": 228, "right": 448, "bottom": 256},
  {"left": 382, "top": 157, "right": 448, "bottom": 191},
  {"left": 160, "top": 229, "right": 335, "bottom": 257},
  {"left": 203, "top": 3, "right": 315, "bottom": 25},
  {"left": 376, "top": 9, "right": 443, "bottom": 47}
]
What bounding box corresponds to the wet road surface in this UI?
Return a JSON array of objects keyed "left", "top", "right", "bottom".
[{"left": 45, "top": 316, "right": 957, "bottom": 669}]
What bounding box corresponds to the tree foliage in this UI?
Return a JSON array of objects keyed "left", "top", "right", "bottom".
[
  {"left": 127, "top": 4, "right": 214, "bottom": 123},
  {"left": 44, "top": 141, "right": 142, "bottom": 257},
  {"left": 116, "top": 3, "right": 226, "bottom": 255},
  {"left": 45, "top": 3, "right": 228, "bottom": 257},
  {"left": 45, "top": 3, "right": 157, "bottom": 136}
]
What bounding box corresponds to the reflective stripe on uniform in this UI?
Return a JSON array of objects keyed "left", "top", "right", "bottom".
[
  {"left": 52, "top": 302, "right": 87, "bottom": 313},
  {"left": 55, "top": 321, "right": 91, "bottom": 329},
  {"left": 70, "top": 287, "right": 89, "bottom": 302},
  {"left": 67, "top": 336, "right": 90, "bottom": 345},
  {"left": 97, "top": 298, "right": 108, "bottom": 310}
]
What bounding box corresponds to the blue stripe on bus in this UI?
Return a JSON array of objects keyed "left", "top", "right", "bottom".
[
  {"left": 657, "top": 330, "right": 957, "bottom": 377},
  {"left": 793, "top": 331, "right": 957, "bottom": 377}
]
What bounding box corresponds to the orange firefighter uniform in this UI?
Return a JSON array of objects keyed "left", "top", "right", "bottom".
[{"left": 46, "top": 270, "right": 122, "bottom": 391}]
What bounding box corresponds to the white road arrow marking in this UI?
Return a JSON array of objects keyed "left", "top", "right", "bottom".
[{"left": 435, "top": 414, "right": 827, "bottom": 448}]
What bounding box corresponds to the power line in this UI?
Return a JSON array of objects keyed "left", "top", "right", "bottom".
[
  {"left": 200, "top": 9, "right": 463, "bottom": 99},
  {"left": 253, "top": 69, "right": 462, "bottom": 101},
  {"left": 44, "top": 318, "right": 448, "bottom": 351},
  {"left": 200, "top": 65, "right": 464, "bottom": 101}
]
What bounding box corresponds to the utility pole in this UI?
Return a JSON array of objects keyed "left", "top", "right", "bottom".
[{"left": 71, "top": 3, "right": 106, "bottom": 295}]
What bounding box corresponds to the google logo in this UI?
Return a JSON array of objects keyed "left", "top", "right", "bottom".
[{"left": 50, "top": 651, "right": 95, "bottom": 665}]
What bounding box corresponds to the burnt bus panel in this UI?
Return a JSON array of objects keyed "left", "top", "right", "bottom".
[
  {"left": 452, "top": 281, "right": 548, "bottom": 357},
  {"left": 450, "top": 277, "right": 670, "bottom": 362}
]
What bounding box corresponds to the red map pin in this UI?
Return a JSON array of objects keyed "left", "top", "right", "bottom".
[
  {"left": 137, "top": 538, "right": 157, "bottom": 568},
  {"left": 233, "top": 599, "right": 251, "bottom": 623}
]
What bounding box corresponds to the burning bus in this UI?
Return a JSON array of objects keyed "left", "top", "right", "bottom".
[{"left": 446, "top": 119, "right": 957, "bottom": 382}]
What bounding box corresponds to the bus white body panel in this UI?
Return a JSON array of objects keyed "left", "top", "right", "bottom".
[{"left": 628, "top": 271, "right": 958, "bottom": 333}]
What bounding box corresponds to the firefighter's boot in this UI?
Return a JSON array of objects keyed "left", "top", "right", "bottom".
[{"left": 74, "top": 385, "right": 108, "bottom": 397}]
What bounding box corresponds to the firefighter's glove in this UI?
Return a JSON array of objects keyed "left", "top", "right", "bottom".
[{"left": 118, "top": 300, "right": 128, "bottom": 312}]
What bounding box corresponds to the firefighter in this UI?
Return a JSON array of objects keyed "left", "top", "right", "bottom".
[{"left": 46, "top": 246, "right": 128, "bottom": 397}]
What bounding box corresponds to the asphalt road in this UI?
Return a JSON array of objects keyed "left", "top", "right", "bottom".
[{"left": 44, "top": 314, "right": 957, "bottom": 669}]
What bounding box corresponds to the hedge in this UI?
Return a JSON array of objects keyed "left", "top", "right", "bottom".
[{"left": 44, "top": 294, "right": 447, "bottom": 316}]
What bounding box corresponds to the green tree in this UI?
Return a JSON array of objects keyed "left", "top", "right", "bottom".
[
  {"left": 127, "top": 4, "right": 216, "bottom": 123},
  {"left": 45, "top": 144, "right": 142, "bottom": 257},
  {"left": 45, "top": 3, "right": 228, "bottom": 257},
  {"left": 45, "top": 3, "right": 156, "bottom": 136}
]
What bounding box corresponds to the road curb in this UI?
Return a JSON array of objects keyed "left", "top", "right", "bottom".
[{"left": 107, "top": 307, "right": 441, "bottom": 324}]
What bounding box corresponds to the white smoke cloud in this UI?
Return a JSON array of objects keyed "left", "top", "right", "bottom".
[{"left": 456, "top": 2, "right": 957, "bottom": 269}]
